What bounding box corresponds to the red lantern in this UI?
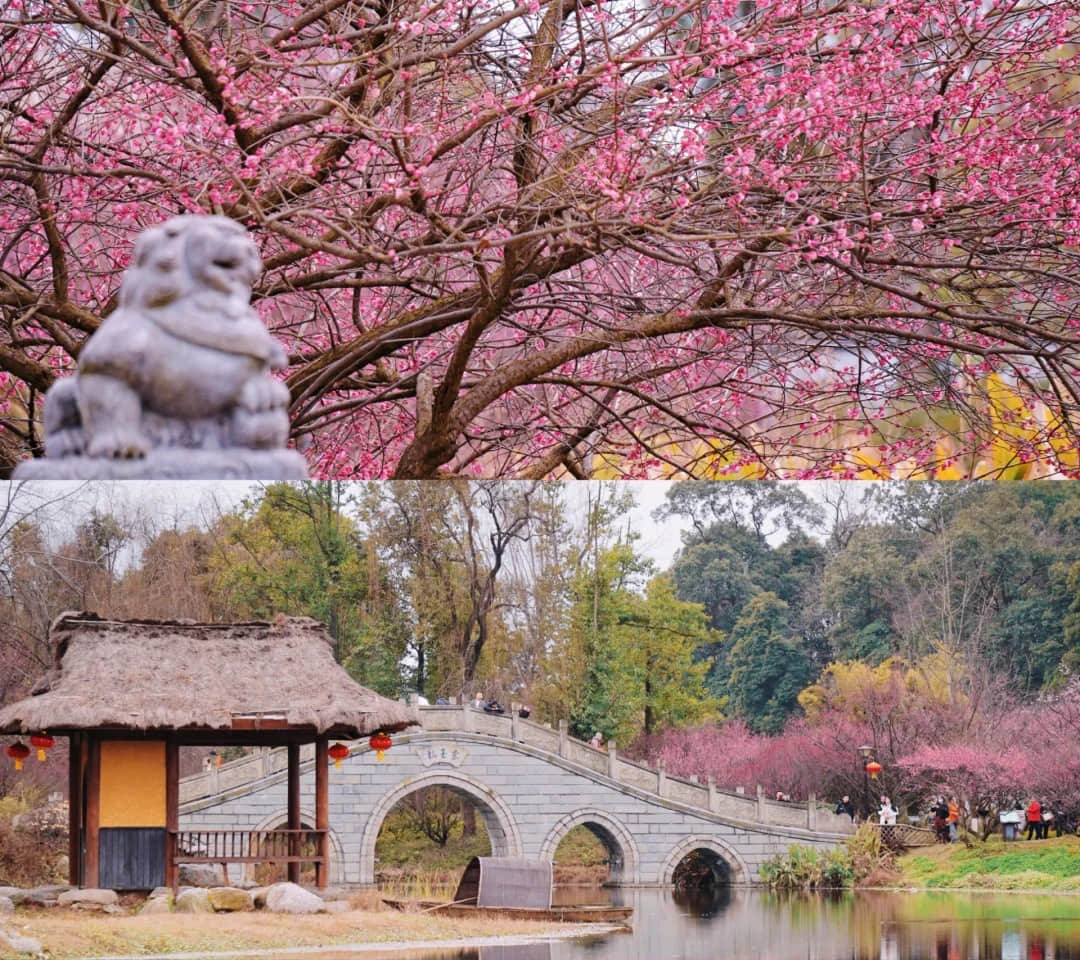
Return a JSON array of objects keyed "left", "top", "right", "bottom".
[
  {"left": 7, "top": 742, "right": 30, "bottom": 771},
  {"left": 368, "top": 732, "right": 392, "bottom": 761},
  {"left": 865, "top": 760, "right": 883, "bottom": 780},
  {"left": 29, "top": 733, "right": 55, "bottom": 762},
  {"left": 328, "top": 742, "right": 350, "bottom": 769}
]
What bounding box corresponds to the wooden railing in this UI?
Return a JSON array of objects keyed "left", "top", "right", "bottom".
[
  {"left": 170, "top": 829, "right": 326, "bottom": 886},
  {"left": 866, "top": 822, "right": 938, "bottom": 849}
]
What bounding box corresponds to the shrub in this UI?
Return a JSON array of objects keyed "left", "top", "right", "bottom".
[{"left": 760, "top": 844, "right": 854, "bottom": 889}]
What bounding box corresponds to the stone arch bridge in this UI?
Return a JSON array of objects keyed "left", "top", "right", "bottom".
[{"left": 179, "top": 705, "right": 853, "bottom": 886}]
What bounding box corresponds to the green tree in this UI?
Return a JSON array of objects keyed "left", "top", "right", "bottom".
[
  {"left": 570, "top": 548, "right": 717, "bottom": 746},
  {"left": 820, "top": 527, "right": 904, "bottom": 663},
  {"left": 727, "top": 592, "right": 811, "bottom": 733},
  {"left": 208, "top": 482, "right": 408, "bottom": 696}
]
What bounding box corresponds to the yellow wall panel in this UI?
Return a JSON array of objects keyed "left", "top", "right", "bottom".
[{"left": 99, "top": 741, "right": 166, "bottom": 827}]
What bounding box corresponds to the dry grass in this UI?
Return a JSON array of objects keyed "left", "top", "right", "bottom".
[{"left": 2, "top": 906, "right": 571, "bottom": 959}]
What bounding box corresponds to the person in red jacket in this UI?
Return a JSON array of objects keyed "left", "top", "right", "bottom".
[{"left": 1025, "top": 798, "right": 1042, "bottom": 840}]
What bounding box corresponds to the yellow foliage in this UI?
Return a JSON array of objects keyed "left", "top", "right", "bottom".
[{"left": 799, "top": 653, "right": 969, "bottom": 725}]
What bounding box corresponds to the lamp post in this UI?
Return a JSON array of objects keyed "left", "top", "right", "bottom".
[{"left": 857, "top": 744, "right": 873, "bottom": 822}]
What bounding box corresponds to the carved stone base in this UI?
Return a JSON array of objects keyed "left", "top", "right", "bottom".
[{"left": 13, "top": 449, "right": 309, "bottom": 479}]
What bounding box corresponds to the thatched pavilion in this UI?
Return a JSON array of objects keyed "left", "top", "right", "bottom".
[{"left": 0, "top": 612, "right": 417, "bottom": 890}]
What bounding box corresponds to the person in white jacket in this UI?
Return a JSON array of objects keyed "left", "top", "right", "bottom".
[{"left": 879, "top": 796, "right": 898, "bottom": 825}]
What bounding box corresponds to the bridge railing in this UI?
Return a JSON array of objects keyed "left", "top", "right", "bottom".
[{"left": 179, "top": 705, "right": 853, "bottom": 835}]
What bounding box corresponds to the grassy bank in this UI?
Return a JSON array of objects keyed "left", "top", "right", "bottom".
[
  {"left": 894, "top": 835, "right": 1080, "bottom": 891},
  {"left": 1, "top": 902, "right": 584, "bottom": 959}
]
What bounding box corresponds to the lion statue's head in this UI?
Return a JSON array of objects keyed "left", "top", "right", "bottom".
[{"left": 117, "top": 215, "right": 283, "bottom": 365}]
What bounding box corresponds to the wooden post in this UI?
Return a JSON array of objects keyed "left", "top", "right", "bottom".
[
  {"left": 314, "top": 738, "right": 329, "bottom": 889},
  {"left": 287, "top": 743, "right": 301, "bottom": 884},
  {"left": 166, "top": 738, "right": 179, "bottom": 892},
  {"left": 85, "top": 735, "right": 101, "bottom": 889},
  {"left": 68, "top": 733, "right": 83, "bottom": 887}
]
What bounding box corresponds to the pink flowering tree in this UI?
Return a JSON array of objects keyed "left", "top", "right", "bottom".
[
  {"left": 1, "top": 0, "right": 1078, "bottom": 478},
  {"left": 632, "top": 714, "right": 875, "bottom": 804}
]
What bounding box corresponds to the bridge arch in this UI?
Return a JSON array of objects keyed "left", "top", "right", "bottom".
[
  {"left": 358, "top": 770, "right": 523, "bottom": 885},
  {"left": 660, "top": 835, "right": 751, "bottom": 886},
  {"left": 538, "top": 808, "right": 640, "bottom": 884},
  {"left": 249, "top": 808, "right": 346, "bottom": 885}
]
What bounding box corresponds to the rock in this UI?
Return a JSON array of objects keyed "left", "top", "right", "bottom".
[
  {"left": 148, "top": 887, "right": 172, "bottom": 900},
  {"left": 263, "top": 882, "right": 325, "bottom": 915},
  {"left": 16, "top": 893, "right": 57, "bottom": 908},
  {"left": 175, "top": 888, "right": 213, "bottom": 914},
  {"left": 251, "top": 887, "right": 270, "bottom": 909},
  {"left": 58, "top": 888, "right": 118, "bottom": 906},
  {"left": 27, "top": 884, "right": 71, "bottom": 898},
  {"left": 207, "top": 887, "right": 253, "bottom": 912},
  {"left": 0, "top": 930, "right": 43, "bottom": 955},
  {"left": 179, "top": 864, "right": 223, "bottom": 887},
  {"left": 0, "top": 898, "right": 12, "bottom": 915},
  {"left": 139, "top": 897, "right": 173, "bottom": 915}
]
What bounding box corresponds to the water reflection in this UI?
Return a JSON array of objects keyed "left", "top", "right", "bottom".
[
  {"left": 278, "top": 890, "right": 1080, "bottom": 960},
  {"left": 544, "top": 889, "right": 1080, "bottom": 960}
]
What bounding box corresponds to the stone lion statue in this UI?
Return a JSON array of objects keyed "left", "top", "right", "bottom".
[{"left": 43, "top": 215, "right": 291, "bottom": 461}]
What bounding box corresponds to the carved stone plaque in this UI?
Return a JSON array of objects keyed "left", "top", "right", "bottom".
[{"left": 417, "top": 743, "right": 469, "bottom": 767}]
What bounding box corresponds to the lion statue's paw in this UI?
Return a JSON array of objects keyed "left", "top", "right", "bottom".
[
  {"left": 237, "top": 376, "right": 290, "bottom": 414},
  {"left": 85, "top": 428, "right": 149, "bottom": 460}
]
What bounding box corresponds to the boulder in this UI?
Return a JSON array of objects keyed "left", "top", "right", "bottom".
[
  {"left": 16, "top": 893, "right": 57, "bottom": 908},
  {"left": 27, "top": 884, "right": 71, "bottom": 898},
  {"left": 207, "top": 887, "right": 253, "bottom": 912},
  {"left": 263, "top": 882, "right": 325, "bottom": 915},
  {"left": 58, "top": 888, "right": 118, "bottom": 907},
  {"left": 139, "top": 897, "right": 173, "bottom": 915},
  {"left": 179, "top": 864, "right": 223, "bottom": 887},
  {"left": 0, "top": 898, "right": 12, "bottom": 915},
  {"left": 0, "top": 929, "right": 42, "bottom": 955},
  {"left": 175, "top": 888, "right": 213, "bottom": 914},
  {"left": 250, "top": 887, "right": 270, "bottom": 909}
]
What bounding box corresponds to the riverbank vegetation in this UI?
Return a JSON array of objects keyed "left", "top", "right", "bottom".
[
  {"left": 894, "top": 836, "right": 1080, "bottom": 891},
  {"left": 761, "top": 825, "right": 897, "bottom": 890}
]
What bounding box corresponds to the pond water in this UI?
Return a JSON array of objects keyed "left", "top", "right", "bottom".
[{"left": 337, "top": 888, "right": 1080, "bottom": 960}]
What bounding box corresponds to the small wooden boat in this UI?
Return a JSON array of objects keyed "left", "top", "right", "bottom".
[
  {"left": 384, "top": 856, "right": 632, "bottom": 925},
  {"left": 382, "top": 898, "right": 633, "bottom": 924}
]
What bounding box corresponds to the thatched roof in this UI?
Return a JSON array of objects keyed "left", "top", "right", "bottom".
[{"left": 0, "top": 612, "right": 418, "bottom": 737}]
